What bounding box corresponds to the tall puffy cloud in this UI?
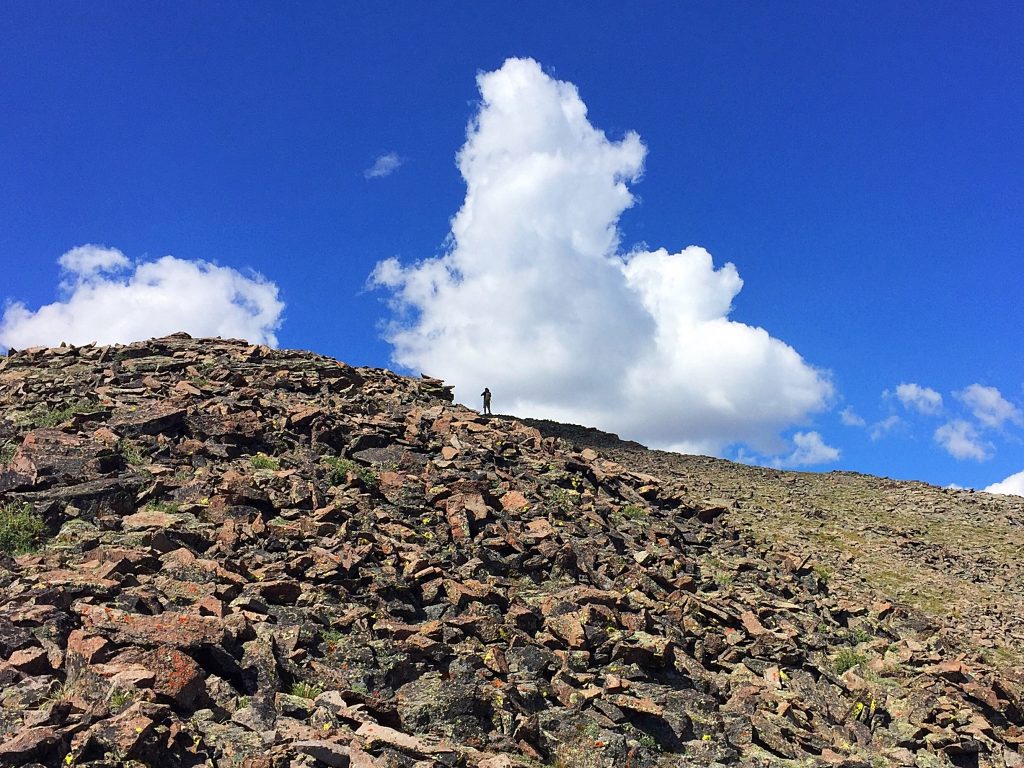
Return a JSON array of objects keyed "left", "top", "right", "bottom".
[
  {"left": 0, "top": 245, "right": 284, "bottom": 349},
  {"left": 374, "top": 58, "right": 834, "bottom": 457}
]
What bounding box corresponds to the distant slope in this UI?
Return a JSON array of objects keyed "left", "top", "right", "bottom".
[{"left": 522, "top": 416, "right": 1024, "bottom": 672}]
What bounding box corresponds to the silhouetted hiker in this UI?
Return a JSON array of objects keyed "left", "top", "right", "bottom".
[{"left": 481, "top": 387, "right": 492, "bottom": 415}]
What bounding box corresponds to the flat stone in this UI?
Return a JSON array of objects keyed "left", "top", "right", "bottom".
[
  {"left": 108, "top": 402, "right": 186, "bottom": 436},
  {"left": 8, "top": 646, "right": 51, "bottom": 674},
  {"left": 122, "top": 508, "right": 183, "bottom": 530},
  {"left": 354, "top": 722, "right": 453, "bottom": 756},
  {"left": 500, "top": 491, "right": 529, "bottom": 512},
  {"left": 294, "top": 740, "right": 350, "bottom": 767},
  {"left": 0, "top": 725, "right": 61, "bottom": 762},
  {"left": 78, "top": 604, "right": 226, "bottom": 648}
]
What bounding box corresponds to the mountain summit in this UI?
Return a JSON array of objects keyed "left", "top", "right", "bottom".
[{"left": 0, "top": 335, "right": 1021, "bottom": 767}]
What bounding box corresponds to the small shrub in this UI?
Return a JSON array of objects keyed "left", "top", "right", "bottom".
[
  {"left": 323, "top": 456, "right": 376, "bottom": 488},
  {"left": 549, "top": 487, "right": 580, "bottom": 511},
  {"left": 290, "top": 681, "right": 325, "bottom": 699},
  {"left": 143, "top": 500, "right": 181, "bottom": 514},
  {"left": 712, "top": 570, "right": 735, "bottom": 587},
  {"left": 324, "top": 456, "right": 356, "bottom": 485},
  {"left": 637, "top": 731, "right": 659, "bottom": 750},
  {"left": 0, "top": 503, "right": 48, "bottom": 555},
  {"left": 321, "top": 629, "right": 344, "bottom": 651},
  {"left": 0, "top": 441, "right": 16, "bottom": 465},
  {"left": 250, "top": 453, "right": 280, "bottom": 470},
  {"left": 118, "top": 440, "right": 146, "bottom": 466},
  {"left": 107, "top": 687, "right": 135, "bottom": 711},
  {"left": 833, "top": 648, "right": 867, "bottom": 675},
  {"left": 850, "top": 625, "right": 872, "bottom": 644},
  {"left": 620, "top": 504, "right": 647, "bottom": 520}
]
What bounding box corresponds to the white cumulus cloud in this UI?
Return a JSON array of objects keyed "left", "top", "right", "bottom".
[
  {"left": 373, "top": 57, "right": 833, "bottom": 456},
  {"left": 934, "top": 419, "right": 992, "bottom": 461},
  {"left": 985, "top": 470, "right": 1024, "bottom": 497},
  {"left": 773, "top": 431, "right": 841, "bottom": 467},
  {"left": 956, "top": 384, "right": 1023, "bottom": 429},
  {"left": 893, "top": 382, "right": 943, "bottom": 415},
  {"left": 58, "top": 244, "right": 131, "bottom": 280},
  {"left": 364, "top": 152, "right": 404, "bottom": 179},
  {"left": 0, "top": 246, "right": 284, "bottom": 349}
]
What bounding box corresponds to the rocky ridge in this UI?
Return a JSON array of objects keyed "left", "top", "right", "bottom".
[{"left": 0, "top": 334, "right": 1021, "bottom": 768}]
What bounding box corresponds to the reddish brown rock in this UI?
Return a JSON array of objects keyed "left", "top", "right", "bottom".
[
  {"left": 132, "top": 646, "right": 205, "bottom": 708},
  {"left": 78, "top": 604, "right": 226, "bottom": 648},
  {"left": 500, "top": 490, "right": 529, "bottom": 512},
  {"left": 0, "top": 725, "right": 63, "bottom": 763},
  {"left": 354, "top": 721, "right": 453, "bottom": 756}
]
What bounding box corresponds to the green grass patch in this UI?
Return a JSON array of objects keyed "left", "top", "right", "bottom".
[
  {"left": 619, "top": 504, "right": 647, "bottom": 520},
  {"left": 320, "top": 629, "right": 348, "bottom": 655},
  {"left": 0, "top": 502, "right": 48, "bottom": 555},
  {"left": 323, "top": 456, "right": 377, "bottom": 488},
  {"left": 833, "top": 647, "right": 868, "bottom": 675},
  {"left": 0, "top": 441, "right": 16, "bottom": 465},
  {"left": 107, "top": 687, "right": 135, "bottom": 712},
  {"left": 17, "top": 399, "right": 95, "bottom": 428},
  {"left": 250, "top": 452, "right": 280, "bottom": 470},
  {"left": 849, "top": 625, "right": 872, "bottom": 644},
  {"left": 549, "top": 486, "right": 580, "bottom": 512},
  {"left": 712, "top": 570, "right": 735, "bottom": 587},
  {"left": 118, "top": 440, "right": 146, "bottom": 466},
  {"left": 144, "top": 500, "right": 181, "bottom": 514},
  {"left": 812, "top": 563, "right": 831, "bottom": 584},
  {"left": 290, "top": 681, "right": 325, "bottom": 699}
]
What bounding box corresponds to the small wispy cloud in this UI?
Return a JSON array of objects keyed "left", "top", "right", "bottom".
[
  {"left": 934, "top": 419, "right": 992, "bottom": 461},
  {"left": 364, "top": 152, "right": 404, "bottom": 179},
  {"left": 956, "top": 384, "right": 1023, "bottom": 429},
  {"left": 839, "top": 406, "right": 866, "bottom": 427},
  {"left": 869, "top": 415, "right": 901, "bottom": 441},
  {"left": 891, "top": 382, "right": 943, "bottom": 415}
]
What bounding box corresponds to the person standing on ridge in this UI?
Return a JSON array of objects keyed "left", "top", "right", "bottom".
[{"left": 481, "top": 387, "right": 492, "bottom": 416}]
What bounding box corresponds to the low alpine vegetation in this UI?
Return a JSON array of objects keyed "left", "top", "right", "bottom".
[
  {"left": 0, "top": 502, "right": 48, "bottom": 555},
  {"left": 250, "top": 452, "right": 281, "bottom": 470}
]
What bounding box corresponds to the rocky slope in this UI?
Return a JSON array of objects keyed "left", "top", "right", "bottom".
[
  {"left": 0, "top": 335, "right": 1021, "bottom": 768},
  {"left": 522, "top": 419, "right": 1024, "bottom": 671}
]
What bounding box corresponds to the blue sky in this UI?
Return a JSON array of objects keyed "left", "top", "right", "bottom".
[{"left": 2, "top": 2, "right": 1022, "bottom": 492}]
